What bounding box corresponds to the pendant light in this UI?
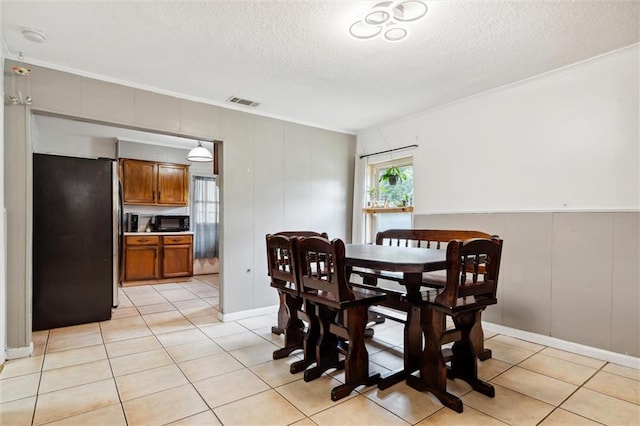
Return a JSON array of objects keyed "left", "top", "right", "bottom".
[{"left": 187, "top": 141, "right": 213, "bottom": 162}]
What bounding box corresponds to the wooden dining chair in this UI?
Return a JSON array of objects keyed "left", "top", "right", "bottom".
[
  {"left": 270, "top": 231, "right": 328, "bottom": 336},
  {"left": 295, "top": 236, "right": 387, "bottom": 401},
  {"left": 356, "top": 228, "right": 496, "bottom": 360},
  {"left": 407, "top": 237, "right": 503, "bottom": 413}
]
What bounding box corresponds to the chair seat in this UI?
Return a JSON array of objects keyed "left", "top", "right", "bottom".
[
  {"left": 301, "top": 286, "right": 386, "bottom": 310},
  {"left": 270, "top": 281, "right": 297, "bottom": 295}
]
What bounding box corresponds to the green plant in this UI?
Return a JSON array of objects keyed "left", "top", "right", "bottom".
[{"left": 379, "top": 166, "right": 407, "bottom": 186}]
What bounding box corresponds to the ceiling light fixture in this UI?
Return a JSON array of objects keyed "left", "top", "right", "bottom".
[
  {"left": 22, "top": 28, "right": 48, "bottom": 44},
  {"left": 187, "top": 141, "right": 213, "bottom": 163},
  {"left": 349, "top": 1, "right": 428, "bottom": 42}
]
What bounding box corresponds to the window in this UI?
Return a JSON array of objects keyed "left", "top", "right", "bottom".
[{"left": 363, "top": 158, "right": 413, "bottom": 243}]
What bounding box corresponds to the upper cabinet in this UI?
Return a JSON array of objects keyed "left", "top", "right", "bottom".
[{"left": 120, "top": 159, "right": 189, "bottom": 206}]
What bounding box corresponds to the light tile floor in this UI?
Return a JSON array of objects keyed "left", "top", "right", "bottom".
[{"left": 1, "top": 274, "right": 639, "bottom": 425}]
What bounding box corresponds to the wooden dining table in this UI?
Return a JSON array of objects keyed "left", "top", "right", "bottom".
[{"left": 344, "top": 244, "right": 447, "bottom": 388}]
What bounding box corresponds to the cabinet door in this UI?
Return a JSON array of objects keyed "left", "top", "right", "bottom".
[
  {"left": 124, "top": 245, "right": 160, "bottom": 281},
  {"left": 157, "top": 163, "right": 189, "bottom": 206},
  {"left": 162, "top": 244, "right": 193, "bottom": 278},
  {"left": 121, "top": 159, "right": 156, "bottom": 205}
]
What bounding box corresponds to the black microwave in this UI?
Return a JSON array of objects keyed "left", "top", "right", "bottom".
[{"left": 154, "top": 215, "right": 190, "bottom": 232}]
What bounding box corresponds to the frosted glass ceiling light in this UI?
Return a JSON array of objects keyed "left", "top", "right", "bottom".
[
  {"left": 385, "top": 26, "right": 408, "bottom": 42},
  {"left": 392, "top": 1, "right": 428, "bottom": 22},
  {"left": 187, "top": 141, "right": 213, "bottom": 162},
  {"left": 349, "top": 1, "right": 427, "bottom": 42},
  {"left": 349, "top": 20, "right": 383, "bottom": 40}
]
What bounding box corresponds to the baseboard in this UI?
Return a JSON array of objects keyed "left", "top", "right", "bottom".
[
  {"left": 484, "top": 322, "right": 640, "bottom": 369},
  {"left": 6, "top": 342, "right": 33, "bottom": 360},
  {"left": 218, "top": 304, "right": 278, "bottom": 322}
]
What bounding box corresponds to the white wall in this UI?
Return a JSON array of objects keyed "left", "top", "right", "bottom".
[
  {"left": 355, "top": 45, "right": 639, "bottom": 218},
  {"left": 0, "top": 4, "right": 6, "bottom": 365}
]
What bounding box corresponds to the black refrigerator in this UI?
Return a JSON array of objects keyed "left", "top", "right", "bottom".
[{"left": 33, "top": 154, "right": 122, "bottom": 331}]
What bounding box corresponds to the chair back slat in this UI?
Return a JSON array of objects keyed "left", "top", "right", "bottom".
[
  {"left": 266, "top": 234, "right": 298, "bottom": 291},
  {"left": 435, "top": 237, "right": 503, "bottom": 310},
  {"left": 296, "top": 236, "right": 355, "bottom": 303},
  {"left": 376, "top": 229, "right": 494, "bottom": 249}
]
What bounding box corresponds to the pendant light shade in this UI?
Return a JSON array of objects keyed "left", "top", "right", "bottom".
[{"left": 187, "top": 141, "right": 213, "bottom": 162}]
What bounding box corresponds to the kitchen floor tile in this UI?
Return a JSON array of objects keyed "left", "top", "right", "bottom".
[
  {"left": 178, "top": 352, "right": 244, "bottom": 382},
  {"left": 538, "top": 408, "right": 601, "bottom": 425},
  {"left": 482, "top": 339, "right": 537, "bottom": 365},
  {"left": 42, "top": 344, "right": 106, "bottom": 371},
  {"left": 115, "top": 364, "right": 188, "bottom": 401},
  {"left": 538, "top": 347, "right": 606, "bottom": 369},
  {"left": 109, "top": 348, "right": 173, "bottom": 377},
  {"left": 517, "top": 352, "right": 597, "bottom": 385},
  {"left": 187, "top": 312, "right": 221, "bottom": 327},
  {"left": 32, "top": 379, "right": 120, "bottom": 425},
  {"left": 462, "top": 383, "right": 554, "bottom": 426},
  {"left": 228, "top": 340, "right": 280, "bottom": 367},
  {"left": 561, "top": 387, "right": 640, "bottom": 425},
  {"left": 126, "top": 293, "right": 168, "bottom": 307},
  {"left": 488, "top": 335, "right": 545, "bottom": 353},
  {"left": 601, "top": 362, "right": 640, "bottom": 380},
  {"left": 167, "top": 409, "right": 222, "bottom": 425},
  {"left": 212, "top": 330, "right": 266, "bottom": 351},
  {"left": 193, "top": 368, "right": 270, "bottom": 409},
  {"left": 236, "top": 315, "right": 277, "bottom": 330},
  {"left": 214, "top": 389, "right": 304, "bottom": 426},
  {"left": 39, "top": 359, "right": 112, "bottom": 394},
  {"left": 369, "top": 347, "right": 404, "bottom": 371},
  {"left": 46, "top": 325, "right": 103, "bottom": 353},
  {"left": 142, "top": 311, "right": 195, "bottom": 335},
  {"left": 32, "top": 331, "right": 49, "bottom": 356},
  {"left": 0, "top": 396, "right": 37, "bottom": 426},
  {"left": 151, "top": 283, "right": 186, "bottom": 291},
  {"left": 477, "top": 357, "right": 512, "bottom": 381},
  {"left": 199, "top": 321, "right": 248, "bottom": 339},
  {"left": 583, "top": 370, "right": 640, "bottom": 404},
  {"left": 250, "top": 357, "right": 306, "bottom": 388},
  {"left": 43, "top": 403, "right": 127, "bottom": 426},
  {"left": 172, "top": 298, "right": 210, "bottom": 310},
  {"left": 0, "top": 373, "right": 41, "bottom": 404},
  {"left": 165, "top": 339, "right": 224, "bottom": 363},
  {"left": 311, "top": 394, "right": 409, "bottom": 425},
  {"left": 100, "top": 316, "right": 153, "bottom": 343},
  {"left": 491, "top": 366, "right": 578, "bottom": 406},
  {"left": 251, "top": 327, "right": 285, "bottom": 347},
  {"left": 363, "top": 381, "right": 443, "bottom": 424},
  {"left": 0, "top": 355, "right": 43, "bottom": 379},
  {"left": 111, "top": 307, "right": 140, "bottom": 319},
  {"left": 105, "top": 335, "right": 161, "bottom": 358},
  {"left": 122, "top": 384, "right": 208, "bottom": 426},
  {"left": 369, "top": 325, "right": 404, "bottom": 346},
  {"left": 275, "top": 375, "right": 355, "bottom": 416},
  {"left": 157, "top": 289, "right": 199, "bottom": 302},
  {"left": 136, "top": 302, "right": 177, "bottom": 315},
  {"left": 154, "top": 327, "right": 209, "bottom": 347},
  {"left": 415, "top": 405, "right": 509, "bottom": 425}
]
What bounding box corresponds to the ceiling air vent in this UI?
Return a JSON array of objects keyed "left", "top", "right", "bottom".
[{"left": 226, "top": 96, "right": 260, "bottom": 107}]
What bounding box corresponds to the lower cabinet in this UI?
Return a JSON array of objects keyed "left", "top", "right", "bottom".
[
  {"left": 124, "top": 234, "right": 193, "bottom": 282},
  {"left": 162, "top": 235, "right": 194, "bottom": 278}
]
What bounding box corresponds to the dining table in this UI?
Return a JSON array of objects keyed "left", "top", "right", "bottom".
[{"left": 344, "top": 243, "right": 447, "bottom": 389}]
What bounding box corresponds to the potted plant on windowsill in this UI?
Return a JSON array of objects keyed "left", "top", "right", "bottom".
[{"left": 379, "top": 166, "right": 406, "bottom": 186}]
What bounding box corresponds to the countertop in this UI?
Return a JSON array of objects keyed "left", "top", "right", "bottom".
[{"left": 124, "top": 231, "right": 194, "bottom": 236}]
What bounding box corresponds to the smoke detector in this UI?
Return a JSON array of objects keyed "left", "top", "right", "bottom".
[{"left": 22, "top": 28, "right": 47, "bottom": 44}]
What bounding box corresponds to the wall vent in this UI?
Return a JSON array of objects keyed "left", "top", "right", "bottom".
[{"left": 226, "top": 96, "right": 260, "bottom": 107}]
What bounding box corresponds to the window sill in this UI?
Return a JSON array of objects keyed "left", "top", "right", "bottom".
[{"left": 362, "top": 206, "right": 414, "bottom": 214}]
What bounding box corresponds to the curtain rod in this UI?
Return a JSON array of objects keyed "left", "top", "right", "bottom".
[{"left": 359, "top": 144, "right": 418, "bottom": 159}]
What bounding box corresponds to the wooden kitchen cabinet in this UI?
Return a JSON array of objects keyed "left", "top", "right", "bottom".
[
  {"left": 162, "top": 235, "right": 193, "bottom": 278},
  {"left": 124, "top": 235, "right": 160, "bottom": 281},
  {"left": 124, "top": 233, "right": 193, "bottom": 283},
  {"left": 120, "top": 159, "right": 189, "bottom": 206}
]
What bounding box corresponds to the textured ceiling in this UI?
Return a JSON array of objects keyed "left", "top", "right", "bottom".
[{"left": 2, "top": 1, "right": 639, "bottom": 133}]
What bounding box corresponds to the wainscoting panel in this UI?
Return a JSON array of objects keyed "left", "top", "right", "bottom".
[{"left": 413, "top": 211, "right": 639, "bottom": 357}]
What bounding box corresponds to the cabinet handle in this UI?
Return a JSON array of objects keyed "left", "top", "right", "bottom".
[
  {"left": 172, "top": 238, "right": 181, "bottom": 242},
  {"left": 138, "top": 238, "right": 150, "bottom": 242}
]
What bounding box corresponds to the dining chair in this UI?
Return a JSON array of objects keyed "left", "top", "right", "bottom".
[
  {"left": 357, "top": 228, "right": 496, "bottom": 360},
  {"left": 270, "top": 231, "right": 328, "bottom": 336},
  {"left": 407, "top": 237, "right": 503, "bottom": 413},
  {"left": 295, "top": 236, "right": 387, "bottom": 401}
]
